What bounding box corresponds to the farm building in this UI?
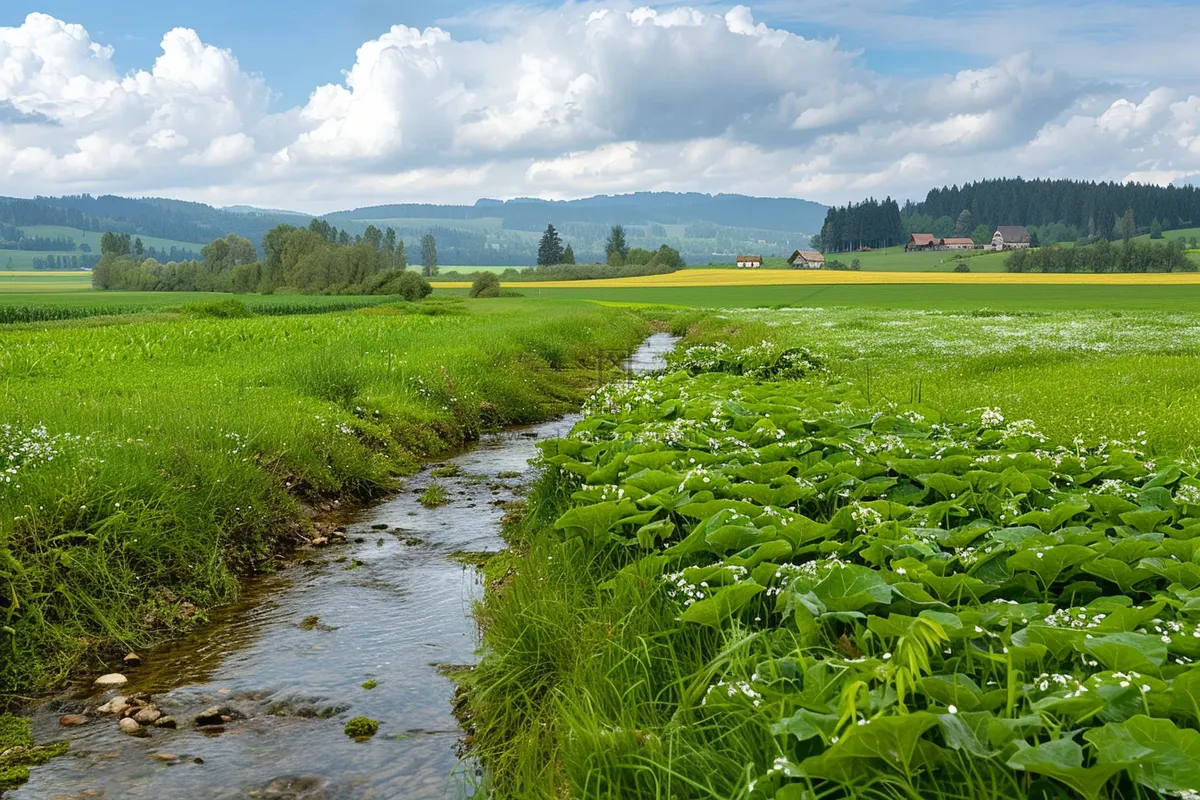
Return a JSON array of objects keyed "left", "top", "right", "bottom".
[
  {"left": 991, "top": 226, "right": 1031, "bottom": 250},
  {"left": 736, "top": 255, "right": 763, "bottom": 269},
  {"left": 787, "top": 250, "right": 826, "bottom": 269},
  {"left": 905, "top": 233, "right": 938, "bottom": 251},
  {"left": 940, "top": 237, "right": 977, "bottom": 250}
]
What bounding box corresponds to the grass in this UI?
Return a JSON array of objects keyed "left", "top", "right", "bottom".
[
  {"left": 444, "top": 283, "right": 1200, "bottom": 311},
  {"left": 676, "top": 307, "right": 1200, "bottom": 459},
  {"left": 0, "top": 299, "right": 648, "bottom": 693},
  {"left": 467, "top": 314, "right": 1200, "bottom": 800},
  {"left": 419, "top": 481, "right": 452, "bottom": 508}
]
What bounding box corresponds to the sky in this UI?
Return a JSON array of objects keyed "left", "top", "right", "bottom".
[{"left": 2, "top": 1, "right": 1200, "bottom": 213}]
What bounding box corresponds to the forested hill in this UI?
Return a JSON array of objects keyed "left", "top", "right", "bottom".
[
  {"left": 909, "top": 178, "right": 1200, "bottom": 239},
  {"left": 326, "top": 193, "right": 827, "bottom": 233},
  {"left": 0, "top": 195, "right": 307, "bottom": 248},
  {"left": 1, "top": 192, "right": 826, "bottom": 266}
]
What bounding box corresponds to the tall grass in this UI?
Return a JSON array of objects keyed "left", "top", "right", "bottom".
[{"left": 0, "top": 300, "right": 648, "bottom": 692}]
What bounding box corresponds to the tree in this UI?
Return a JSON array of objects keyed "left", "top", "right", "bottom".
[
  {"left": 364, "top": 225, "right": 384, "bottom": 250},
  {"left": 971, "top": 223, "right": 993, "bottom": 246},
  {"left": 421, "top": 234, "right": 438, "bottom": 277},
  {"left": 562, "top": 244, "right": 575, "bottom": 264},
  {"left": 394, "top": 238, "right": 407, "bottom": 269},
  {"left": 1029, "top": 230, "right": 1041, "bottom": 248},
  {"left": 1116, "top": 208, "right": 1136, "bottom": 242},
  {"left": 100, "top": 232, "right": 131, "bottom": 257},
  {"left": 1150, "top": 218, "right": 1164, "bottom": 239},
  {"left": 133, "top": 237, "right": 145, "bottom": 259},
  {"left": 954, "top": 209, "right": 975, "bottom": 237},
  {"left": 537, "top": 224, "right": 565, "bottom": 266},
  {"left": 605, "top": 225, "right": 629, "bottom": 266},
  {"left": 384, "top": 227, "right": 397, "bottom": 265}
]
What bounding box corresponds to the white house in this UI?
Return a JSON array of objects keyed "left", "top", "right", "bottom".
[{"left": 736, "top": 255, "right": 763, "bottom": 269}]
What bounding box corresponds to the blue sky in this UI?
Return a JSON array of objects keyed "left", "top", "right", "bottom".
[{"left": 1, "top": 1, "right": 1199, "bottom": 209}]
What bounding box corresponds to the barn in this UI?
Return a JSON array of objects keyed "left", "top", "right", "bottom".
[
  {"left": 736, "top": 255, "right": 763, "bottom": 269},
  {"left": 787, "top": 250, "right": 826, "bottom": 269}
]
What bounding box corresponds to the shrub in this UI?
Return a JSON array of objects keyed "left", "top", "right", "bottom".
[
  {"left": 470, "top": 272, "right": 502, "bottom": 298},
  {"left": 368, "top": 269, "right": 432, "bottom": 300},
  {"left": 954, "top": 262, "right": 971, "bottom": 273},
  {"left": 179, "top": 299, "right": 255, "bottom": 319}
]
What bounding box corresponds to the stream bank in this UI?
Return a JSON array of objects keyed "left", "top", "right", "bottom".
[{"left": 10, "top": 334, "right": 676, "bottom": 800}]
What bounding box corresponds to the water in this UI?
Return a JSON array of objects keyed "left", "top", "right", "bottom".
[{"left": 13, "top": 335, "right": 676, "bottom": 800}]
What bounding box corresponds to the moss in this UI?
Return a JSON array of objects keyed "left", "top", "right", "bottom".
[
  {"left": 361, "top": 680, "right": 378, "bottom": 690},
  {"left": 343, "top": 716, "right": 379, "bottom": 739},
  {"left": 0, "top": 714, "right": 69, "bottom": 791}
]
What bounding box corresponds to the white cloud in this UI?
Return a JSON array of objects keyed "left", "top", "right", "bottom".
[{"left": 1, "top": 6, "right": 1200, "bottom": 210}]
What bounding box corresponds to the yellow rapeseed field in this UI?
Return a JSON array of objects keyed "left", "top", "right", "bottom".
[{"left": 431, "top": 268, "right": 1200, "bottom": 290}]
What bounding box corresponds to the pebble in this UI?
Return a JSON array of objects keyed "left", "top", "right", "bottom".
[
  {"left": 58, "top": 714, "right": 89, "bottom": 727},
  {"left": 94, "top": 673, "right": 128, "bottom": 688},
  {"left": 134, "top": 707, "right": 162, "bottom": 725},
  {"left": 154, "top": 716, "right": 178, "bottom": 729},
  {"left": 117, "top": 717, "right": 143, "bottom": 736},
  {"left": 123, "top": 652, "right": 143, "bottom": 666},
  {"left": 151, "top": 753, "right": 180, "bottom": 763},
  {"left": 97, "top": 696, "right": 129, "bottom": 716}
]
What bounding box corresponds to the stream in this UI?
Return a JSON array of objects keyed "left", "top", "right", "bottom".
[{"left": 13, "top": 334, "right": 676, "bottom": 800}]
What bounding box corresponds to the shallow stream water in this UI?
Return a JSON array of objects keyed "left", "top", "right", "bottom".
[{"left": 14, "top": 334, "right": 676, "bottom": 800}]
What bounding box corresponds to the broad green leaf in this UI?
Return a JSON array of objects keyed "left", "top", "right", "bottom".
[
  {"left": 680, "top": 582, "right": 765, "bottom": 627},
  {"left": 1007, "top": 544, "right": 1096, "bottom": 587},
  {"left": 1080, "top": 632, "right": 1167, "bottom": 672},
  {"left": 1006, "top": 738, "right": 1128, "bottom": 800},
  {"left": 1085, "top": 715, "right": 1200, "bottom": 794},
  {"left": 812, "top": 564, "right": 893, "bottom": 612}
]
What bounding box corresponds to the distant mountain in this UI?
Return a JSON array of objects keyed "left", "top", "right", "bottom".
[{"left": 0, "top": 191, "right": 826, "bottom": 266}]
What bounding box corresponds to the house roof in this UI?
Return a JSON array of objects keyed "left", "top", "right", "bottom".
[
  {"left": 941, "top": 238, "right": 975, "bottom": 246},
  {"left": 995, "top": 226, "right": 1031, "bottom": 243},
  {"left": 909, "top": 233, "right": 938, "bottom": 246},
  {"left": 736, "top": 255, "right": 763, "bottom": 261},
  {"left": 789, "top": 250, "right": 825, "bottom": 263}
]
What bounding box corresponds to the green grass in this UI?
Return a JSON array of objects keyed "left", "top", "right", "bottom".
[
  {"left": 0, "top": 299, "right": 648, "bottom": 692},
  {"left": 678, "top": 307, "right": 1200, "bottom": 459},
  {"left": 488, "top": 283, "right": 1200, "bottom": 310},
  {"left": 18, "top": 225, "right": 206, "bottom": 253}
]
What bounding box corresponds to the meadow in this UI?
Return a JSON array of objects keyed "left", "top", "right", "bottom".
[
  {"left": 0, "top": 299, "right": 648, "bottom": 691},
  {"left": 468, "top": 310, "right": 1200, "bottom": 800}
]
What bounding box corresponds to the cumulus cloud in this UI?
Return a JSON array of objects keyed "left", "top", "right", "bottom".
[{"left": 1, "top": 6, "right": 1200, "bottom": 209}]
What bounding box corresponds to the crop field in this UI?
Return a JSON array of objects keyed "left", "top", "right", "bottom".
[
  {"left": 470, "top": 283, "right": 1200, "bottom": 310},
  {"left": 470, "top": 321, "right": 1200, "bottom": 800}
]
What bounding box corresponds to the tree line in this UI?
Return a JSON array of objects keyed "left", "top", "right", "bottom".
[
  {"left": 93, "top": 221, "right": 438, "bottom": 298},
  {"left": 811, "top": 198, "right": 904, "bottom": 253},
  {"left": 536, "top": 223, "right": 685, "bottom": 270},
  {"left": 908, "top": 178, "right": 1200, "bottom": 241},
  {"left": 1005, "top": 239, "right": 1195, "bottom": 273}
]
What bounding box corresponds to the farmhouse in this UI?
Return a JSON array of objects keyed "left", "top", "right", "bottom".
[
  {"left": 905, "top": 233, "right": 938, "bottom": 252},
  {"left": 787, "top": 250, "right": 825, "bottom": 269},
  {"left": 991, "top": 226, "right": 1031, "bottom": 250},
  {"left": 735, "top": 255, "right": 763, "bottom": 269},
  {"left": 940, "top": 237, "right": 976, "bottom": 250}
]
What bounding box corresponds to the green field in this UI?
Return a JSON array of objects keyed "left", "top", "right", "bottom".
[
  {"left": 482, "top": 282, "right": 1200, "bottom": 310},
  {"left": 19, "top": 225, "right": 206, "bottom": 253}
]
